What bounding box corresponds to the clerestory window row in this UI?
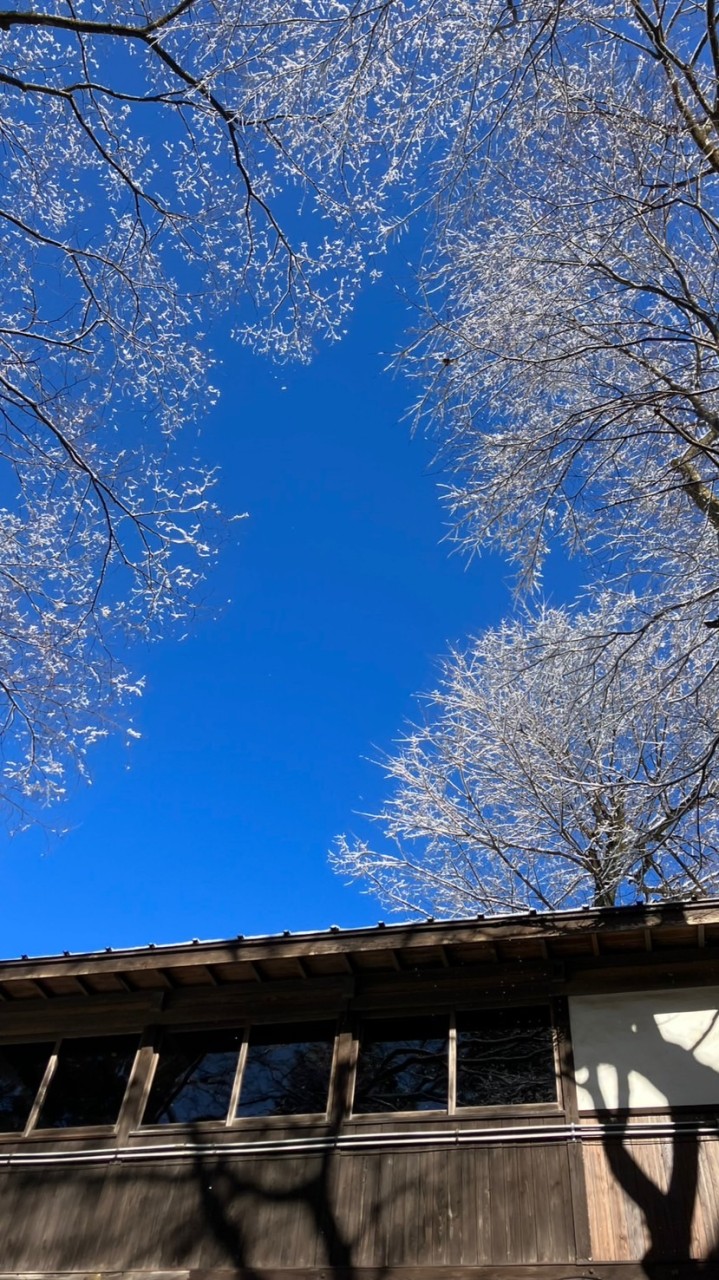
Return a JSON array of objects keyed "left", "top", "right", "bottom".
[{"left": 0, "top": 1004, "right": 558, "bottom": 1135}]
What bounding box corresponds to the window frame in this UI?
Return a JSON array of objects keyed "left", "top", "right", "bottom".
[
  {"left": 0, "top": 999, "right": 564, "bottom": 1142},
  {"left": 138, "top": 1024, "right": 248, "bottom": 1130},
  {"left": 1, "top": 1031, "right": 145, "bottom": 1140},
  {"left": 349, "top": 1012, "right": 452, "bottom": 1119},
  {"left": 137, "top": 1019, "right": 340, "bottom": 1132},
  {"left": 348, "top": 1001, "right": 564, "bottom": 1121}
]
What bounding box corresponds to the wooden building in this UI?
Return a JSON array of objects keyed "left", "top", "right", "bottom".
[{"left": 1, "top": 900, "right": 719, "bottom": 1280}]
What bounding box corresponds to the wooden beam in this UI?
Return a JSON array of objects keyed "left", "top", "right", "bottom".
[
  {"left": 113, "top": 972, "right": 136, "bottom": 993},
  {"left": 27, "top": 978, "right": 53, "bottom": 999},
  {"left": 186, "top": 1265, "right": 719, "bottom": 1280},
  {"left": 72, "top": 975, "right": 95, "bottom": 997},
  {"left": 0, "top": 990, "right": 164, "bottom": 1040}
]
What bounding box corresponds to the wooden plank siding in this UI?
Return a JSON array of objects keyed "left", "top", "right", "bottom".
[
  {"left": 0, "top": 1140, "right": 579, "bottom": 1273},
  {"left": 583, "top": 1132, "right": 719, "bottom": 1262},
  {"left": 1, "top": 1132, "right": 717, "bottom": 1273}
]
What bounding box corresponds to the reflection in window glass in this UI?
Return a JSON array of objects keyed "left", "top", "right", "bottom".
[
  {"left": 353, "top": 1017, "right": 448, "bottom": 1113},
  {"left": 236, "top": 1022, "right": 334, "bottom": 1117},
  {"left": 37, "top": 1035, "right": 138, "bottom": 1128},
  {"left": 0, "top": 1043, "right": 53, "bottom": 1132},
  {"left": 143, "top": 1029, "right": 242, "bottom": 1125},
  {"left": 456, "top": 1007, "right": 556, "bottom": 1107}
]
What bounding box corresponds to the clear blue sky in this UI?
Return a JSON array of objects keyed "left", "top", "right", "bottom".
[{"left": 1, "top": 264, "right": 581, "bottom": 960}]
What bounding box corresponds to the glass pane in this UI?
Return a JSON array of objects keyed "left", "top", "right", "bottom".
[
  {"left": 353, "top": 1017, "right": 448, "bottom": 1113},
  {"left": 0, "top": 1042, "right": 53, "bottom": 1132},
  {"left": 143, "top": 1028, "right": 242, "bottom": 1125},
  {"left": 236, "top": 1022, "right": 335, "bottom": 1118},
  {"left": 456, "top": 1006, "right": 556, "bottom": 1107},
  {"left": 37, "top": 1035, "right": 138, "bottom": 1128}
]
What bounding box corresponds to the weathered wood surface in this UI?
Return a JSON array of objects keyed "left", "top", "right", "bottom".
[
  {"left": 0, "top": 1142, "right": 579, "bottom": 1272},
  {"left": 3, "top": 1265, "right": 719, "bottom": 1280},
  {"left": 583, "top": 1132, "right": 719, "bottom": 1262}
]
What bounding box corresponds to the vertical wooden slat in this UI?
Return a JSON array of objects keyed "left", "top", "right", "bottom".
[
  {"left": 489, "top": 1144, "right": 511, "bottom": 1265},
  {"left": 431, "top": 1147, "right": 450, "bottom": 1265},
  {"left": 516, "top": 1142, "right": 537, "bottom": 1263},
  {"left": 456, "top": 1147, "right": 479, "bottom": 1265},
  {"left": 554, "top": 996, "right": 592, "bottom": 1262},
  {"left": 474, "top": 1143, "right": 493, "bottom": 1265},
  {"left": 413, "top": 1146, "right": 434, "bottom": 1266},
  {"left": 532, "top": 1143, "right": 554, "bottom": 1264}
]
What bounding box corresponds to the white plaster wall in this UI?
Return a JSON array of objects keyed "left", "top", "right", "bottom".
[{"left": 569, "top": 987, "right": 719, "bottom": 1111}]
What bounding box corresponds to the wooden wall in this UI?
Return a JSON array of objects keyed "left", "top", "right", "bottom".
[
  {"left": 583, "top": 1127, "right": 719, "bottom": 1263},
  {"left": 3, "top": 1129, "right": 718, "bottom": 1273},
  {"left": 0, "top": 1139, "right": 579, "bottom": 1273}
]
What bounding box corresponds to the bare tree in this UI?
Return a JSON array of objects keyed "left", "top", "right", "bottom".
[
  {"left": 0, "top": 0, "right": 408, "bottom": 820},
  {"left": 0, "top": 0, "right": 517, "bottom": 823},
  {"left": 323, "top": 0, "right": 719, "bottom": 913},
  {"left": 332, "top": 603, "right": 719, "bottom": 914},
  {"left": 6, "top": 0, "right": 719, "bottom": 839},
  {"left": 404, "top": 0, "right": 719, "bottom": 617}
]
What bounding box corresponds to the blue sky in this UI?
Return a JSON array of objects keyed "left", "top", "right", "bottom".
[{"left": 1, "top": 263, "right": 580, "bottom": 960}]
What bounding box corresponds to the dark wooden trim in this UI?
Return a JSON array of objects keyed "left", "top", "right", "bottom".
[
  {"left": 578, "top": 1104, "right": 719, "bottom": 1120},
  {"left": 162, "top": 975, "right": 354, "bottom": 1023},
  {"left": 72, "top": 974, "right": 95, "bottom": 996},
  {"left": 327, "top": 1020, "right": 355, "bottom": 1124},
  {"left": 117, "top": 1029, "right": 158, "bottom": 1142},
  {"left": 352, "top": 963, "right": 565, "bottom": 1013},
  {"left": 187, "top": 1265, "right": 719, "bottom": 1280},
  {"left": 554, "top": 999, "right": 579, "bottom": 1124},
  {"left": 2, "top": 1269, "right": 719, "bottom": 1280},
  {"left": 0, "top": 990, "right": 164, "bottom": 1039},
  {"left": 568, "top": 946, "right": 719, "bottom": 974},
  {"left": 553, "top": 997, "right": 592, "bottom": 1264}
]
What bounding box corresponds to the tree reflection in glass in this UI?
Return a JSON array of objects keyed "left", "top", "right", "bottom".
[
  {"left": 0, "top": 1043, "right": 53, "bottom": 1131},
  {"left": 37, "top": 1035, "right": 138, "bottom": 1128},
  {"left": 144, "top": 1028, "right": 243, "bottom": 1124},
  {"left": 353, "top": 1017, "right": 448, "bottom": 1113},
  {"left": 236, "top": 1022, "right": 335, "bottom": 1117},
  {"left": 456, "top": 1007, "right": 556, "bottom": 1107}
]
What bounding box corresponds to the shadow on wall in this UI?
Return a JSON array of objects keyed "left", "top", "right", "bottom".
[
  {"left": 572, "top": 995, "right": 719, "bottom": 1271},
  {"left": 138, "top": 1049, "right": 395, "bottom": 1274}
]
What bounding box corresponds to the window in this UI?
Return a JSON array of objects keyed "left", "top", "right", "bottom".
[
  {"left": 353, "top": 1016, "right": 448, "bottom": 1113},
  {"left": 353, "top": 1007, "right": 557, "bottom": 1114},
  {"left": 144, "top": 1028, "right": 243, "bottom": 1125},
  {"left": 0, "top": 1003, "right": 558, "bottom": 1139},
  {"left": 143, "top": 1022, "right": 336, "bottom": 1125},
  {"left": 0, "top": 1042, "right": 53, "bottom": 1132},
  {"left": 456, "top": 1007, "right": 556, "bottom": 1107},
  {"left": 236, "top": 1021, "right": 334, "bottom": 1118},
  {"left": 37, "top": 1035, "right": 139, "bottom": 1128}
]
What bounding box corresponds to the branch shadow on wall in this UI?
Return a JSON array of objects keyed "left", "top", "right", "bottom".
[
  {"left": 575, "top": 1007, "right": 719, "bottom": 1274},
  {"left": 155, "top": 1050, "right": 396, "bottom": 1275}
]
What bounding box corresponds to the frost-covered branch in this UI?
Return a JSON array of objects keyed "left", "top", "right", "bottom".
[{"left": 333, "top": 603, "right": 719, "bottom": 915}]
